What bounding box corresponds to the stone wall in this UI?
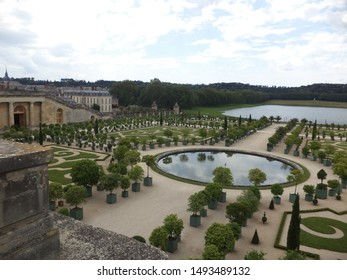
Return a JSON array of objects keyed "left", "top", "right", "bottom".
[{"left": 0, "top": 140, "right": 60, "bottom": 259}]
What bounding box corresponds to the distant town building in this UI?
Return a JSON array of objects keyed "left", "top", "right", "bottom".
[{"left": 59, "top": 89, "right": 112, "bottom": 113}]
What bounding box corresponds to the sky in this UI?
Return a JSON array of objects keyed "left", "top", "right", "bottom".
[{"left": 1, "top": 0, "right": 347, "bottom": 86}]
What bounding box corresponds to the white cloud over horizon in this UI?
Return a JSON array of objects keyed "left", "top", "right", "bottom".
[{"left": 0, "top": 0, "right": 346, "bottom": 86}]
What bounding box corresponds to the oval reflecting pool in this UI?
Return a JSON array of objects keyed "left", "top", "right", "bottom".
[{"left": 157, "top": 150, "right": 295, "bottom": 186}]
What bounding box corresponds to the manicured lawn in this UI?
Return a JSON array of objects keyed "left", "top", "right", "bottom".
[
  {"left": 48, "top": 169, "right": 72, "bottom": 185},
  {"left": 300, "top": 217, "right": 347, "bottom": 253}
]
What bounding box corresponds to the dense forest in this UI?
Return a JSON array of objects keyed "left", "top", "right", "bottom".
[{"left": 12, "top": 77, "right": 347, "bottom": 109}]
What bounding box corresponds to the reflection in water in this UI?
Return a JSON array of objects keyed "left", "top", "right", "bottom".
[{"left": 157, "top": 151, "right": 294, "bottom": 186}]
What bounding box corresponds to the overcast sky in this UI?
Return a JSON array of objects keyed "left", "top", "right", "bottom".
[{"left": 1, "top": 0, "right": 346, "bottom": 86}]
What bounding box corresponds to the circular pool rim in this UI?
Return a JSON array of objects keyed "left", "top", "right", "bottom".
[{"left": 154, "top": 147, "right": 306, "bottom": 188}]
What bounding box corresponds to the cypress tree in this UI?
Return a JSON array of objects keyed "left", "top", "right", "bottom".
[
  {"left": 39, "top": 122, "right": 43, "bottom": 145},
  {"left": 223, "top": 116, "right": 228, "bottom": 131},
  {"left": 286, "top": 194, "right": 301, "bottom": 251},
  {"left": 269, "top": 199, "right": 274, "bottom": 210},
  {"left": 94, "top": 119, "right": 99, "bottom": 134},
  {"left": 238, "top": 115, "right": 242, "bottom": 127},
  {"left": 312, "top": 120, "right": 317, "bottom": 140}
]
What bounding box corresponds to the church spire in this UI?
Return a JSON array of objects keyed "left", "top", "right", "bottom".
[{"left": 3, "top": 68, "right": 10, "bottom": 81}]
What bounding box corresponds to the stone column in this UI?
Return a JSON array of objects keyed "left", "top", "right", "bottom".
[
  {"left": 30, "top": 102, "right": 34, "bottom": 126},
  {"left": 8, "top": 102, "right": 14, "bottom": 127}
]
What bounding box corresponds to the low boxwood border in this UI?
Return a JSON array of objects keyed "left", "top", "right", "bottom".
[{"left": 274, "top": 208, "right": 347, "bottom": 259}]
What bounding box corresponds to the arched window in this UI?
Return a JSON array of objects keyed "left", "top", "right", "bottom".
[{"left": 56, "top": 108, "right": 63, "bottom": 124}]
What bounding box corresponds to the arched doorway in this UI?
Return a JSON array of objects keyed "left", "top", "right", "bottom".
[
  {"left": 14, "top": 105, "right": 26, "bottom": 127},
  {"left": 56, "top": 108, "right": 63, "bottom": 124}
]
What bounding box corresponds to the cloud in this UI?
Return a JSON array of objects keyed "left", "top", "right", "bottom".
[{"left": 0, "top": 0, "right": 347, "bottom": 85}]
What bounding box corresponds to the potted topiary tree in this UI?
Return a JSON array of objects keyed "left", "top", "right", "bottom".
[
  {"left": 226, "top": 202, "right": 249, "bottom": 227},
  {"left": 327, "top": 179, "right": 340, "bottom": 197},
  {"left": 204, "top": 183, "right": 222, "bottom": 210},
  {"left": 101, "top": 173, "right": 120, "bottom": 204},
  {"left": 129, "top": 165, "right": 144, "bottom": 192},
  {"left": 48, "top": 182, "right": 64, "bottom": 211},
  {"left": 204, "top": 222, "right": 235, "bottom": 259},
  {"left": 64, "top": 185, "right": 85, "bottom": 220},
  {"left": 303, "top": 184, "right": 315, "bottom": 201},
  {"left": 149, "top": 226, "right": 168, "bottom": 251},
  {"left": 316, "top": 169, "right": 328, "bottom": 199},
  {"left": 287, "top": 169, "right": 303, "bottom": 203},
  {"left": 270, "top": 183, "right": 284, "bottom": 204},
  {"left": 212, "top": 166, "right": 233, "bottom": 203},
  {"left": 198, "top": 190, "right": 211, "bottom": 217},
  {"left": 142, "top": 154, "right": 156, "bottom": 186},
  {"left": 187, "top": 192, "right": 205, "bottom": 227},
  {"left": 70, "top": 159, "right": 102, "bottom": 198},
  {"left": 163, "top": 214, "right": 184, "bottom": 253},
  {"left": 120, "top": 175, "right": 130, "bottom": 198}
]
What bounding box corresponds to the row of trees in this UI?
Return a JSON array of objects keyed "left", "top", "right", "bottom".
[{"left": 109, "top": 79, "right": 347, "bottom": 109}]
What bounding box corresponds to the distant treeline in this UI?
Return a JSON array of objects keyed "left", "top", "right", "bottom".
[{"left": 13, "top": 77, "right": 347, "bottom": 109}]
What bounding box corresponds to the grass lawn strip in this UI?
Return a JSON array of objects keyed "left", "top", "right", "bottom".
[{"left": 300, "top": 217, "right": 347, "bottom": 253}]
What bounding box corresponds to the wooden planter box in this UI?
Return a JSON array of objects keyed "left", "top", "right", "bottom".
[
  {"left": 166, "top": 238, "right": 178, "bottom": 253},
  {"left": 289, "top": 193, "right": 297, "bottom": 203},
  {"left": 70, "top": 207, "right": 83, "bottom": 220},
  {"left": 122, "top": 190, "right": 129, "bottom": 198},
  {"left": 328, "top": 189, "right": 337, "bottom": 197},
  {"left": 273, "top": 196, "right": 281, "bottom": 204},
  {"left": 189, "top": 214, "right": 201, "bottom": 227},
  {"left": 218, "top": 191, "right": 227, "bottom": 203},
  {"left": 305, "top": 193, "right": 313, "bottom": 201},
  {"left": 199, "top": 208, "right": 207, "bottom": 217},
  {"left": 144, "top": 177, "right": 153, "bottom": 186},
  {"left": 208, "top": 200, "right": 218, "bottom": 210},
  {"left": 315, "top": 187, "right": 327, "bottom": 199},
  {"left": 84, "top": 186, "right": 92, "bottom": 198},
  {"left": 132, "top": 182, "right": 141, "bottom": 192},
  {"left": 106, "top": 193, "right": 117, "bottom": 204}
]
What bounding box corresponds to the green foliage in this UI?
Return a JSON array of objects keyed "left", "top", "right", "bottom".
[
  {"left": 271, "top": 183, "right": 284, "bottom": 196},
  {"left": 204, "top": 183, "right": 222, "bottom": 202},
  {"left": 251, "top": 229, "right": 260, "bottom": 244},
  {"left": 187, "top": 192, "right": 205, "bottom": 215},
  {"left": 64, "top": 185, "right": 85, "bottom": 208},
  {"left": 287, "top": 194, "right": 301, "bottom": 251},
  {"left": 327, "top": 179, "right": 340, "bottom": 190},
  {"left": 48, "top": 182, "right": 64, "bottom": 202},
  {"left": 212, "top": 166, "right": 233, "bottom": 187},
  {"left": 120, "top": 176, "right": 130, "bottom": 191},
  {"left": 202, "top": 244, "right": 225, "bottom": 260},
  {"left": 132, "top": 235, "right": 146, "bottom": 243},
  {"left": 237, "top": 189, "right": 260, "bottom": 214},
  {"left": 248, "top": 185, "right": 261, "bottom": 200},
  {"left": 142, "top": 154, "right": 156, "bottom": 177},
  {"left": 317, "top": 169, "right": 327, "bottom": 183},
  {"left": 204, "top": 223, "right": 235, "bottom": 257},
  {"left": 303, "top": 184, "right": 315, "bottom": 195},
  {"left": 280, "top": 250, "right": 306, "bottom": 260},
  {"left": 248, "top": 168, "right": 267, "bottom": 186},
  {"left": 58, "top": 207, "right": 70, "bottom": 216},
  {"left": 71, "top": 159, "right": 101, "bottom": 187},
  {"left": 113, "top": 145, "right": 130, "bottom": 162},
  {"left": 226, "top": 202, "right": 248, "bottom": 226},
  {"left": 101, "top": 173, "right": 120, "bottom": 194},
  {"left": 227, "top": 222, "right": 241, "bottom": 240},
  {"left": 149, "top": 226, "right": 168, "bottom": 251},
  {"left": 124, "top": 150, "right": 141, "bottom": 167},
  {"left": 163, "top": 213, "right": 184, "bottom": 239},
  {"left": 128, "top": 165, "right": 144, "bottom": 182},
  {"left": 244, "top": 249, "right": 266, "bottom": 260}
]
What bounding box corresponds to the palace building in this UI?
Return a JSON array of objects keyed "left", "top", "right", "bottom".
[{"left": 0, "top": 70, "right": 112, "bottom": 129}]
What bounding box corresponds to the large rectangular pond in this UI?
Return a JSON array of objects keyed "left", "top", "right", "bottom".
[{"left": 223, "top": 105, "right": 347, "bottom": 124}]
